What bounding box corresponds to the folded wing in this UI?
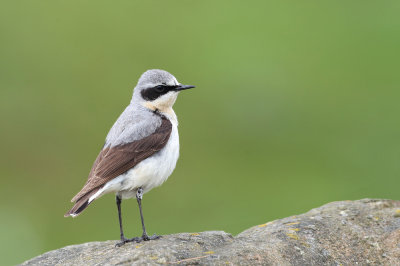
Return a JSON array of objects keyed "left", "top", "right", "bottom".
[{"left": 65, "top": 117, "right": 172, "bottom": 217}]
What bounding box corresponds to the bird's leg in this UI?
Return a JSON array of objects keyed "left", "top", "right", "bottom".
[
  {"left": 136, "top": 187, "right": 161, "bottom": 242},
  {"left": 115, "top": 195, "right": 139, "bottom": 247}
]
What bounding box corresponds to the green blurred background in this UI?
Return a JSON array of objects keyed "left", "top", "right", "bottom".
[{"left": 1, "top": 1, "right": 400, "bottom": 264}]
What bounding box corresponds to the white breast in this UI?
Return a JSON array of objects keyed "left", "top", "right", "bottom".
[
  {"left": 122, "top": 124, "right": 180, "bottom": 194},
  {"left": 89, "top": 122, "right": 180, "bottom": 202}
]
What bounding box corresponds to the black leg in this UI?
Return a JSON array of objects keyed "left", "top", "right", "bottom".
[
  {"left": 116, "top": 196, "right": 126, "bottom": 237},
  {"left": 115, "top": 195, "right": 140, "bottom": 247},
  {"left": 136, "top": 187, "right": 161, "bottom": 242}
]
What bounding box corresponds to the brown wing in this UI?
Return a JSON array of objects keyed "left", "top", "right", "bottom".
[{"left": 70, "top": 117, "right": 172, "bottom": 203}]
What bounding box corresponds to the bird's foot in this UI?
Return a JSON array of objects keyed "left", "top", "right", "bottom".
[
  {"left": 115, "top": 236, "right": 141, "bottom": 247},
  {"left": 115, "top": 234, "right": 160, "bottom": 246},
  {"left": 137, "top": 233, "right": 162, "bottom": 243}
]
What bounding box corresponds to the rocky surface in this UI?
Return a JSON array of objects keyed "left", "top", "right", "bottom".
[{"left": 22, "top": 199, "right": 400, "bottom": 265}]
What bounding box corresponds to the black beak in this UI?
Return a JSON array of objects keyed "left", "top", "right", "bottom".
[{"left": 176, "top": 84, "right": 195, "bottom": 91}]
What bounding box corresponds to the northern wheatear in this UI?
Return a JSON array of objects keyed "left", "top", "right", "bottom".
[{"left": 65, "top": 69, "right": 195, "bottom": 246}]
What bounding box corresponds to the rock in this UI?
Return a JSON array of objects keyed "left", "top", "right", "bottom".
[{"left": 22, "top": 199, "right": 400, "bottom": 265}]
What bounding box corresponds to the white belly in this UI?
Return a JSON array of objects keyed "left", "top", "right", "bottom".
[{"left": 89, "top": 125, "right": 179, "bottom": 201}]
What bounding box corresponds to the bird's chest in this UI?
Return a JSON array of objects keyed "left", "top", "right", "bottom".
[
  {"left": 118, "top": 125, "right": 179, "bottom": 196},
  {"left": 151, "top": 125, "right": 180, "bottom": 179}
]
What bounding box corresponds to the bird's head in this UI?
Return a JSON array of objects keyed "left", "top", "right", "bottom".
[{"left": 132, "top": 69, "right": 195, "bottom": 112}]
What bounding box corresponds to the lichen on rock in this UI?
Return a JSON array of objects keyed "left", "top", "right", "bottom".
[{"left": 22, "top": 199, "right": 400, "bottom": 265}]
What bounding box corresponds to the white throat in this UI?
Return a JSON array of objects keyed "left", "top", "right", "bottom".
[{"left": 141, "top": 92, "right": 179, "bottom": 125}]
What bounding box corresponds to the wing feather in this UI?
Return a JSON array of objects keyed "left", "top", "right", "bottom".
[{"left": 70, "top": 117, "right": 172, "bottom": 203}]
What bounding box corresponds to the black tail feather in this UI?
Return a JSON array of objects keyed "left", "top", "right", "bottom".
[{"left": 64, "top": 188, "right": 99, "bottom": 217}]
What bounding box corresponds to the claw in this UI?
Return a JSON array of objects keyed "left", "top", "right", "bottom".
[
  {"left": 131, "top": 233, "right": 162, "bottom": 243},
  {"left": 115, "top": 237, "right": 141, "bottom": 247},
  {"left": 116, "top": 234, "right": 161, "bottom": 246},
  {"left": 142, "top": 233, "right": 161, "bottom": 241},
  {"left": 115, "top": 239, "right": 129, "bottom": 247}
]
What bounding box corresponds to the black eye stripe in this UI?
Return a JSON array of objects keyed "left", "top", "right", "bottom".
[
  {"left": 141, "top": 85, "right": 178, "bottom": 101},
  {"left": 154, "top": 85, "right": 168, "bottom": 92}
]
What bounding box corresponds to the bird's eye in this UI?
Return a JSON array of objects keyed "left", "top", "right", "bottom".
[{"left": 154, "top": 85, "right": 166, "bottom": 93}]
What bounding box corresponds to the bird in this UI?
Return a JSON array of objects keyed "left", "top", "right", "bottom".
[{"left": 64, "top": 69, "right": 195, "bottom": 246}]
